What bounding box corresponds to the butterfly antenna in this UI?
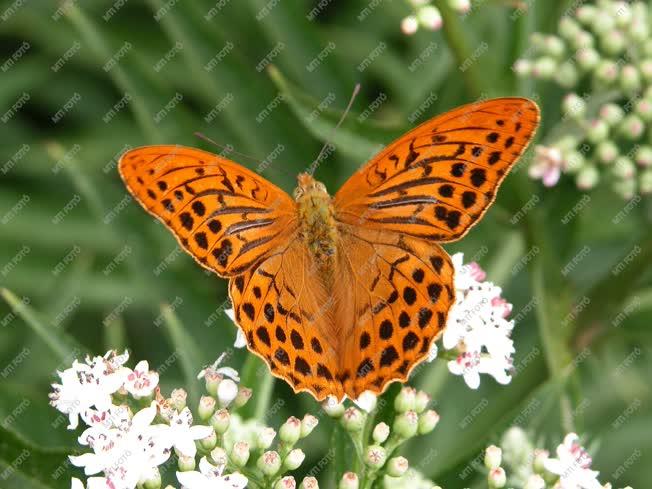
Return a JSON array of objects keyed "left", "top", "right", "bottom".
[
  {"left": 194, "top": 132, "right": 263, "bottom": 164},
  {"left": 310, "top": 83, "right": 361, "bottom": 175}
]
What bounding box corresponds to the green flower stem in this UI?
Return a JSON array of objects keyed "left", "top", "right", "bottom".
[{"left": 433, "top": 0, "right": 487, "bottom": 99}]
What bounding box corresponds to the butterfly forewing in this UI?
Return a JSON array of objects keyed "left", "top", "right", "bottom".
[
  {"left": 119, "top": 145, "right": 297, "bottom": 276},
  {"left": 334, "top": 98, "right": 540, "bottom": 242}
]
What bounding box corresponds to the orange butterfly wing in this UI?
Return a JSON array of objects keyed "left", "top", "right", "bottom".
[
  {"left": 330, "top": 98, "right": 539, "bottom": 398},
  {"left": 334, "top": 98, "right": 540, "bottom": 242},
  {"left": 119, "top": 145, "right": 297, "bottom": 276}
]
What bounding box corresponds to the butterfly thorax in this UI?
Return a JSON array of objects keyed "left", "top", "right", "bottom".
[{"left": 294, "top": 173, "right": 338, "bottom": 273}]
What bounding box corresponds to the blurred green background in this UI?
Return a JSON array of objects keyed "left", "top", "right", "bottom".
[{"left": 0, "top": 1, "right": 650, "bottom": 487}]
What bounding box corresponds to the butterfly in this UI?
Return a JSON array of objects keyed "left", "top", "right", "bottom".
[{"left": 119, "top": 97, "right": 539, "bottom": 402}]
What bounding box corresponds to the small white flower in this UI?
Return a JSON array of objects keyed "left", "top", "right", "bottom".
[
  {"left": 198, "top": 352, "right": 240, "bottom": 383},
  {"left": 166, "top": 407, "right": 213, "bottom": 458},
  {"left": 176, "top": 456, "right": 248, "bottom": 489},
  {"left": 123, "top": 360, "right": 159, "bottom": 398},
  {"left": 401, "top": 15, "right": 419, "bottom": 35},
  {"left": 217, "top": 378, "right": 239, "bottom": 406},
  {"left": 71, "top": 476, "right": 117, "bottom": 489},
  {"left": 354, "top": 390, "right": 377, "bottom": 412},
  {"left": 49, "top": 354, "right": 127, "bottom": 430},
  {"left": 530, "top": 145, "right": 565, "bottom": 187},
  {"left": 544, "top": 433, "right": 602, "bottom": 489},
  {"left": 440, "top": 253, "right": 515, "bottom": 389},
  {"left": 70, "top": 402, "right": 172, "bottom": 488}
]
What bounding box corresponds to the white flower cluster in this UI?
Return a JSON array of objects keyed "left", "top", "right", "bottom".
[
  {"left": 494, "top": 427, "right": 634, "bottom": 489},
  {"left": 50, "top": 350, "right": 247, "bottom": 489},
  {"left": 440, "top": 253, "right": 515, "bottom": 389}
]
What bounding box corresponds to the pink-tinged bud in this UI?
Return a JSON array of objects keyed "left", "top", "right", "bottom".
[
  {"left": 234, "top": 386, "right": 252, "bottom": 408},
  {"left": 488, "top": 467, "right": 506, "bottom": 488},
  {"left": 279, "top": 416, "right": 302, "bottom": 445},
  {"left": 301, "top": 414, "right": 319, "bottom": 437},
  {"left": 418, "top": 6, "right": 442, "bottom": 31},
  {"left": 393, "top": 410, "right": 419, "bottom": 438},
  {"left": 210, "top": 447, "right": 228, "bottom": 467},
  {"left": 418, "top": 409, "right": 440, "bottom": 435},
  {"left": 620, "top": 115, "right": 645, "bottom": 140},
  {"left": 414, "top": 390, "right": 431, "bottom": 413},
  {"left": 198, "top": 429, "right": 217, "bottom": 450},
  {"left": 257, "top": 450, "right": 281, "bottom": 477},
  {"left": 394, "top": 386, "right": 417, "bottom": 412},
  {"left": 257, "top": 427, "right": 277, "bottom": 450},
  {"left": 401, "top": 16, "right": 418, "bottom": 36},
  {"left": 231, "top": 441, "right": 250, "bottom": 467},
  {"left": 386, "top": 456, "right": 409, "bottom": 477},
  {"left": 322, "top": 397, "right": 345, "bottom": 418},
  {"left": 177, "top": 455, "right": 195, "bottom": 471},
  {"left": 204, "top": 369, "right": 221, "bottom": 397},
  {"left": 300, "top": 476, "right": 319, "bottom": 489},
  {"left": 274, "top": 476, "right": 296, "bottom": 489},
  {"left": 484, "top": 445, "right": 502, "bottom": 469},
  {"left": 338, "top": 472, "right": 359, "bottom": 489},
  {"left": 365, "top": 445, "right": 387, "bottom": 469},
  {"left": 198, "top": 395, "right": 216, "bottom": 421},
  {"left": 209, "top": 408, "right": 230, "bottom": 434},
  {"left": 341, "top": 407, "right": 364, "bottom": 432},
  {"left": 170, "top": 388, "right": 187, "bottom": 411},
  {"left": 372, "top": 422, "right": 390, "bottom": 444},
  {"left": 284, "top": 448, "right": 305, "bottom": 470}
]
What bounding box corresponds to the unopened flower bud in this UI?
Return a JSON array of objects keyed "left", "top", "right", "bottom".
[
  {"left": 275, "top": 476, "right": 296, "bottom": 489},
  {"left": 394, "top": 387, "right": 416, "bottom": 412},
  {"left": 640, "top": 60, "right": 652, "bottom": 83},
  {"left": 339, "top": 472, "right": 359, "bottom": 489},
  {"left": 620, "top": 65, "right": 641, "bottom": 94},
  {"left": 600, "top": 103, "right": 624, "bottom": 126},
  {"left": 142, "top": 468, "right": 161, "bottom": 489},
  {"left": 576, "top": 48, "right": 599, "bottom": 71},
  {"left": 640, "top": 169, "right": 652, "bottom": 194},
  {"left": 301, "top": 414, "right": 318, "bottom": 437},
  {"left": 198, "top": 395, "right": 216, "bottom": 421},
  {"left": 635, "top": 146, "right": 652, "bottom": 167},
  {"left": 257, "top": 450, "right": 281, "bottom": 477},
  {"left": 595, "top": 60, "right": 619, "bottom": 85},
  {"left": 544, "top": 36, "right": 565, "bottom": 57},
  {"left": 284, "top": 448, "right": 305, "bottom": 470},
  {"left": 571, "top": 30, "right": 594, "bottom": 49},
  {"left": 592, "top": 11, "right": 615, "bottom": 35},
  {"left": 524, "top": 474, "right": 546, "bottom": 489},
  {"left": 500, "top": 427, "right": 533, "bottom": 468},
  {"left": 414, "top": 390, "right": 430, "bottom": 413},
  {"left": 257, "top": 427, "right": 277, "bottom": 450},
  {"left": 564, "top": 150, "right": 586, "bottom": 173},
  {"left": 394, "top": 410, "right": 418, "bottom": 438},
  {"left": 576, "top": 5, "right": 597, "bottom": 25},
  {"left": 341, "top": 407, "right": 364, "bottom": 432},
  {"left": 204, "top": 370, "right": 221, "bottom": 397},
  {"left": 279, "top": 416, "right": 302, "bottom": 445},
  {"left": 300, "top": 476, "right": 319, "bottom": 489},
  {"left": 484, "top": 445, "right": 502, "bottom": 469},
  {"left": 532, "top": 449, "right": 549, "bottom": 473},
  {"left": 418, "top": 409, "right": 440, "bottom": 435},
  {"left": 559, "top": 17, "right": 581, "bottom": 39},
  {"left": 576, "top": 164, "right": 600, "bottom": 190},
  {"left": 596, "top": 141, "right": 618, "bottom": 164},
  {"left": 401, "top": 16, "right": 418, "bottom": 36},
  {"left": 629, "top": 19, "right": 649, "bottom": 42},
  {"left": 386, "top": 456, "right": 409, "bottom": 477},
  {"left": 563, "top": 93, "right": 586, "bottom": 118},
  {"left": 448, "top": 0, "right": 471, "bottom": 14},
  {"left": 178, "top": 455, "right": 196, "bottom": 471},
  {"left": 322, "top": 397, "right": 345, "bottom": 418},
  {"left": 210, "top": 408, "right": 230, "bottom": 434},
  {"left": 600, "top": 30, "right": 625, "bottom": 55},
  {"left": 513, "top": 59, "right": 531, "bottom": 77},
  {"left": 532, "top": 57, "right": 557, "bottom": 79},
  {"left": 365, "top": 445, "right": 387, "bottom": 469},
  {"left": 210, "top": 446, "right": 228, "bottom": 467},
  {"left": 231, "top": 441, "right": 250, "bottom": 467},
  {"left": 217, "top": 378, "right": 238, "bottom": 407},
  {"left": 418, "top": 6, "right": 442, "bottom": 31},
  {"left": 170, "top": 388, "right": 187, "bottom": 412},
  {"left": 372, "top": 422, "right": 390, "bottom": 443},
  {"left": 620, "top": 115, "right": 645, "bottom": 140},
  {"left": 612, "top": 156, "right": 636, "bottom": 179},
  {"left": 586, "top": 119, "right": 609, "bottom": 143},
  {"left": 488, "top": 467, "right": 506, "bottom": 488},
  {"left": 613, "top": 2, "right": 632, "bottom": 26},
  {"left": 636, "top": 99, "right": 652, "bottom": 122},
  {"left": 199, "top": 429, "right": 217, "bottom": 450},
  {"left": 234, "top": 387, "right": 252, "bottom": 408}
]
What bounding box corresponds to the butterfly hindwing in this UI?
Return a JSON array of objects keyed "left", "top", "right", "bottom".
[
  {"left": 119, "top": 145, "right": 297, "bottom": 276},
  {"left": 334, "top": 98, "right": 540, "bottom": 242}
]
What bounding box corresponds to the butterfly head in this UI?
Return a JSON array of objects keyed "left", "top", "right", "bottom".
[{"left": 294, "top": 172, "right": 329, "bottom": 201}]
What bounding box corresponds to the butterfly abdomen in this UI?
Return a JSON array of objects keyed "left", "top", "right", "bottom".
[{"left": 295, "top": 174, "right": 339, "bottom": 272}]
